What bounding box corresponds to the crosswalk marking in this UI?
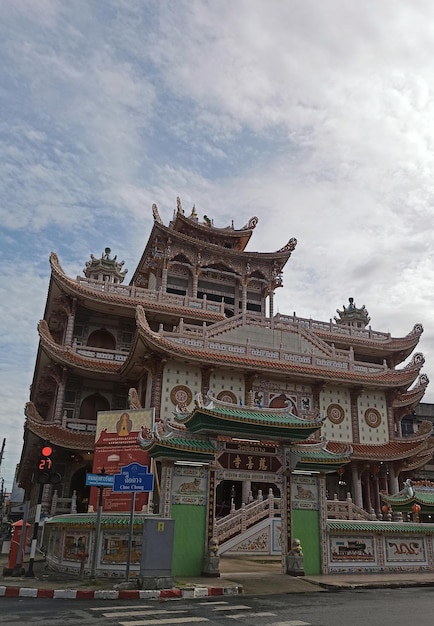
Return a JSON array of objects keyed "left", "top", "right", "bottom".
[
  {"left": 102, "top": 609, "right": 187, "bottom": 618},
  {"left": 226, "top": 611, "right": 276, "bottom": 620},
  {"left": 212, "top": 604, "right": 251, "bottom": 611},
  {"left": 119, "top": 618, "right": 208, "bottom": 626},
  {"left": 271, "top": 621, "right": 310, "bottom": 626},
  {"left": 103, "top": 609, "right": 187, "bottom": 617},
  {"left": 199, "top": 600, "right": 228, "bottom": 605},
  {"left": 89, "top": 601, "right": 310, "bottom": 626},
  {"left": 91, "top": 605, "right": 146, "bottom": 611}
]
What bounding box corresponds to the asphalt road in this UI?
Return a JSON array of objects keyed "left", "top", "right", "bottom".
[{"left": 1, "top": 587, "right": 434, "bottom": 626}]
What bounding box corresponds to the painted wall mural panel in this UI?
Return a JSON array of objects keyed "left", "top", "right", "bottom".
[
  {"left": 385, "top": 536, "right": 426, "bottom": 563},
  {"left": 63, "top": 533, "right": 89, "bottom": 562},
  {"left": 330, "top": 535, "right": 376, "bottom": 563},
  {"left": 102, "top": 533, "right": 142, "bottom": 564},
  {"left": 172, "top": 466, "right": 208, "bottom": 506},
  {"left": 291, "top": 475, "right": 319, "bottom": 510}
]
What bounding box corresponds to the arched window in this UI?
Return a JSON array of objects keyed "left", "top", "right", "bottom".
[
  {"left": 79, "top": 393, "right": 110, "bottom": 421},
  {"left": 87, "top": 329, "right": 116, "bottom": 350}
]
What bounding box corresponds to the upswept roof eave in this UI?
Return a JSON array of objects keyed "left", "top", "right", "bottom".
[
  {"left": 184, "top": 406, "right": 323, "bottom": 430},
  {"left": 315, "top": 330, "right": 420, "bottom": 352},
  {"left": 393, "top": 375, "right": 429, "bottom": 409},
  {"left": 24, "top": 403, "right": 95, "bottom": 450},
  {"left": 138, "top": 435, "right": 216, "bottom": 461},
  {"left": 134, "top": 307, "right": 421, "bottom": 388},
  {"left": 171, "top": 212, "right": 257, "bottom": 240},
  {"left": 351, "top": 438, "right": 432, "bottom": 462},
  {"left": 50, "top": 251, "right": 224, "bottom": 322},
  {"left": 130, "top": 221, "right": 294, "bottom": 283},
  {"left": 293, "top": 440, "right": 352, "bottom": 471},
  {"left": 38, "top": 320, "right": 121, "bottom": 375}
]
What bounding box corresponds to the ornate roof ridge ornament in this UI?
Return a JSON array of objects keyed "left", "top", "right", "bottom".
[
  {"left": 176, "top": 196, "right": 184, "bottom": 215},
  {"left": 152, "top": 202, "right": 163, "bottom": 223},
  {"left": 276, "top": 237, "right": 297, "bottom": 253},
  {"left": 335, "top": 297, "right": 370, "bottom": 328},
  {"left": 83, "top": 247, "right": 128, "bottom": 283},
  {"left": 241, "top": 216, "right": 259, "bottom": 231},
  {"left": 403, "top": 352, "right": 425, "bottom": 370},
  {"left": 409, "top": 323, "right": 424, "bottom": 337}
]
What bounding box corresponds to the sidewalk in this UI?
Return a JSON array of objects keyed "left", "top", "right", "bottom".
[{"left": 2, "top": 553, "right": 434, "bottom": 600}]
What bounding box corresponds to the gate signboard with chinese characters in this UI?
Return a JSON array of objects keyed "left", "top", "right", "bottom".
[{"left": 217, "top": 442, "right": 282, "bottom": 474}]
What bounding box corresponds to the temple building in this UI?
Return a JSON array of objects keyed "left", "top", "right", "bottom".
[{"left": 16, "top": 199, "right": 434, "bottom": 574}]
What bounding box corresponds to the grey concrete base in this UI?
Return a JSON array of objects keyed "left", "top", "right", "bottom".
[
  {"left": 285, "top": 554, "right": 305, "bottom": 577},
  {"left": 202, "top": 555, "right": 220, "bottom": 577},
  {"left": 138, "top": 575, "right": 175, "bottom": 590}
]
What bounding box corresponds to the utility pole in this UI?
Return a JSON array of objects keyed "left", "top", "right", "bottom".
[
  {"left": 0, "top": 439, "right": 5, "bottom": 533},
  {"left": 0, "top": 438, "right": 5, "bottom": 471}
]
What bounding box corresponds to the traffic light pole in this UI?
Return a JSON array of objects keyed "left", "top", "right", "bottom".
[
  {"left": 25, "top": 482, "right": 44, "bottom": 577},
  {"left": 12, "top": 493, "right": 30, "bottom": 576},
  {"left": 90, "top": 468, "right": 106, "bottom": 579}
]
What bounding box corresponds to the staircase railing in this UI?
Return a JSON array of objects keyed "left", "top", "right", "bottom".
[
  {"left": 215, "top": 489, "right": 281, "bottom": 545},
  {"left": 326, "top": 494, "right": 377, "bottom": 521}
]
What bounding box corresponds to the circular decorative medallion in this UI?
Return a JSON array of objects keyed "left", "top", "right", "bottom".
[
  {"left": 327, "top": 403, "right": 345, "bottom": 424},
  {"left": 170, "top": 385, "right": 193, "bottom": 408},
  {"left": 217, "top": 390, "right": 237, "bottom": 404},
  {"left": 365, "top": 408, "right": 382, "bottom": 428}
]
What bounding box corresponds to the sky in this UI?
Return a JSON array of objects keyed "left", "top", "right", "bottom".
[{"left": 2, "top": 0, "right": 434, "bottom": 491}]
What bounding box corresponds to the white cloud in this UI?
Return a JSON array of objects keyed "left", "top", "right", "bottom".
[{"left": 1, "top": 0, "right": 434, "bottom": 489}]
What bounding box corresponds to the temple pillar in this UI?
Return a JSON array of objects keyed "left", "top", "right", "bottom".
[
  {"left": 269, "top": 288, "right": 274, "bottom": 319},
  {"left": 311, "top": 383, "right": 325, "bottom": 412},
  {"left": 311, "top": 383, "right": 325, "bottom": 439},
  {"left": 243, "top": 372, "right": 258, "bottom": 405},
  {"left": 64, "top": 297, "right": 77, "bottom": 346},
  {"left": 159, "top": 460, "right": 174, "bottom": 518},
  {"left": 192, "top": 270, "right": 199, "bottom": 299},
  {"left": 201, "top": 366, "right": 214, "bottom": 397},
  {"left": 202, "top": 465, "right": 220, "bottom": 577},
  {"left": 351, "top": 463, "right": 363, "bottom": 508},
  {"left": 161, "top": 264, "right": 168, "bottom": 293},
  {"left": 242, "top": 480, "right": 252, "bottom": 503},
  {"left": 150, "top": 357, "right": 167, "bottom": 421},
  {"left": 379, "top": 466, "right": 389, "bottom": 495},
  {"left": 282, "top": 463, "right": 291, "bottom": 574},
  {"left": 241, "top": 281, "right": 247, "bottom": 316},
  {"left": 269, "top": 288, "right": 274, "bottom": 328},
  {"left": 51, "top": 367, "right": 68, "bottom": 425},
  {"left": 388, "top": 464, "right": 399, "bottom": 495},
  {"left": 361, "top": 470, "right": 374, "bottom": 514},
  {"left": 371, "top": 473, "right": 380, "bottom": 517},
  {"left": 385, "top": 390, "right": 398, "bottom": 439},
  {"left": 349, "top": 387, "right": 363, "bottom": 443}
]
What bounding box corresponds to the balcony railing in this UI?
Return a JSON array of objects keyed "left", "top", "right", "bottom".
[{"left": 75, "top": 276, "right": 225, "bottom": 315}]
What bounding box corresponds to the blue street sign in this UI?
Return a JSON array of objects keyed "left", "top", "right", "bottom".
[
  {"left": 112, "top": 462, "right": 154, "bottom": 493},
  {"left": 85, "top": 473, "right": 114, "bottom": 488}
]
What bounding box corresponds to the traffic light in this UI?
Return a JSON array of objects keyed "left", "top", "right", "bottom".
[
  {"left": 37, "top": 443, "right": 62, "bottom": 485},
  {"left": 38, "top": 445, "right": 53, "bottom": 472}
]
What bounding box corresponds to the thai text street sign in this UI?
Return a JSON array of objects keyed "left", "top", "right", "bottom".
[
  {"left": 112, "top": 463, "right": 154, "bottom": 493},
  {"left": 85, "top": 473, "right": 114, "bottom": 488}
]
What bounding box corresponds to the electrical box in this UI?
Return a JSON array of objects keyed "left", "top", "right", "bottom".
[{"left": 140, "top": 517, "right": 175, "bottom": 577}]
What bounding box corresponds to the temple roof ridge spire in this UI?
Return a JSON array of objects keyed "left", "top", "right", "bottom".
[
  {"left": 83, "top": 247, "right": 127, "bottom": 284},
  {"left": 335, "top": 297, "right": 370, "bottom": 328}
]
